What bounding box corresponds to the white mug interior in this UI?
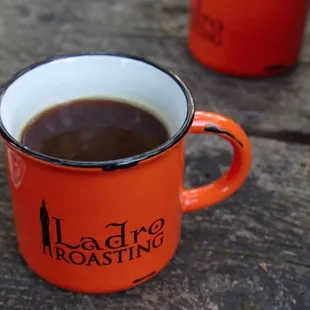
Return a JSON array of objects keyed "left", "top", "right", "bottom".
[{"left": 0, "top": 54, "right": 189, "bottom": 145}]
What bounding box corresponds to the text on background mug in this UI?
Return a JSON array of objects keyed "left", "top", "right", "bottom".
[
  {"left": 0, "top": 53, "right": 252, "bottom": 293},
  {"left": 188, "top": 0, "right": 308, "bottom": 77}
]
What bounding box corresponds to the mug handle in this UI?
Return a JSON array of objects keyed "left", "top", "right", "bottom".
[{"left": 182, "top": 111, "right": 252, "bottom": 213}]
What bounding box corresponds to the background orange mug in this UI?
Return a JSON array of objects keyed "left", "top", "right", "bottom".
[
  {"left": 188, "top": 0, "right": 309, "bottom": 77},
  {"left": 0, "top": 53, "right": 251, "bottom": 294}
]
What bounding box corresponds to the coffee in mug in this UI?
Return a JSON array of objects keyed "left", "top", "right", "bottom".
[{"left": 21, "top": 98, "right": 170, "bottom": 161}]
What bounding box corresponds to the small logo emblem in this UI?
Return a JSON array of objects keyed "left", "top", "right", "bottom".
[{"left": 7, "top": 149, "right": 25, "bottom": 189}]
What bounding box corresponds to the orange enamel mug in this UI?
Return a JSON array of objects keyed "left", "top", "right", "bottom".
[
  {"left": 0, "top": 53, "right": 251, "bottom": 293},
  {"left": 188, "top": 0, "right": 309, "bottom": 77}
]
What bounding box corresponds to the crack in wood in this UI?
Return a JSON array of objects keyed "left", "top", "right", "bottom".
[
  {"left": 240, "top": 302, "right": 259, "bottom": 310},
  {"left": 207, "top": 248, "right": 310, "bottom": 269},
  {"left": 161, "top": 5, "right": 188, "bottom": 15},
  {"left": 243, "top": 127, "right": 310, "bottom": 145}
]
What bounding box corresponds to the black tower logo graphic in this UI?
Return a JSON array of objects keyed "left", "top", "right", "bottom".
[{"left": 40, "top": 199, "right": 52, "bottom": 257}]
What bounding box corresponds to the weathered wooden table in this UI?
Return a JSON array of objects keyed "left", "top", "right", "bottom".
[{"left": 0, "top": 1, "right": 309, "bottom": 309}]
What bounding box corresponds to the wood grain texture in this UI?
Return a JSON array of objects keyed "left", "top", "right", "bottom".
[
  {"left": 0, "top": 0, "right": 309, "bottom": 134},
  {"left": 0, "top": 136, "right": 310, "bottom": 310},
  {"left": 0, "top": 0, "right": 309, "bottom": 309}
]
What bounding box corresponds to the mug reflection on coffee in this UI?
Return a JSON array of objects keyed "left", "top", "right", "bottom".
[
  {"left": 0, "top": 53, "right": 251, "bottom": 293},
  {"left": 20, "top": 97, "right": 170, "bottom": 161}
]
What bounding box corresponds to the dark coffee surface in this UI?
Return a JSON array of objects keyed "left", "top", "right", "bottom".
[{"left": 20, "top": 98, "right": 169, "bottom": 161}]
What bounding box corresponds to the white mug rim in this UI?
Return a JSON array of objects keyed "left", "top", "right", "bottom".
[{"left": 0, "top": 52, "right": 195, "bottom": 171}]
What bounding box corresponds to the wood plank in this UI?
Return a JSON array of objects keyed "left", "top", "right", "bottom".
[
  {"left": 0, "top": 136, "right": 309, "bottom": 309},
  {"left": 0, "top": 0, "right": 310, "bottom": 137}
]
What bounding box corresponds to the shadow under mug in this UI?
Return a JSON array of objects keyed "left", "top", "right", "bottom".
[{"left": 0, "top": 53, "right": 251, "bottom": 294}]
